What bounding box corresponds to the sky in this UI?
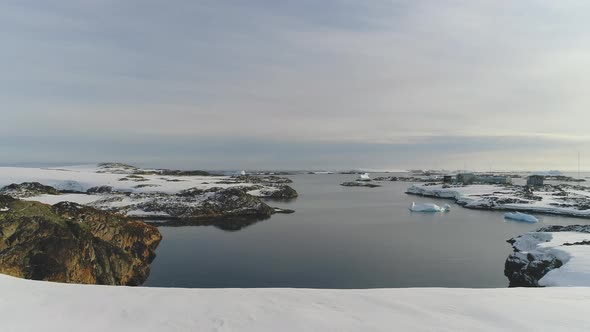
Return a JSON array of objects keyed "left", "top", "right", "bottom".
[{"left": 2, "top": 0, "right": 590, "bottom": 170}]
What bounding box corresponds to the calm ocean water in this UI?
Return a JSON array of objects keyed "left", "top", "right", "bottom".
[{"left": 145, "top": 173, "right": 589, "bottom": 288}]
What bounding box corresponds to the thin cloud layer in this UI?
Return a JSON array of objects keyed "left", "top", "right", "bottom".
[{"left": 1, "top": 1, "right": 589, "bottom": 169}]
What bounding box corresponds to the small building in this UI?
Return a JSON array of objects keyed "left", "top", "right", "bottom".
[
  {"left": 477, "top": 176, "right": 512, "bottom": 185},
  {"left": 443, "top": 175, "right": 453, "bottom": 184},
  {"left": 527, "top": 175, "right": 544, "bottom": 187},
  {"left": 457, "top": 173, "right": 476, "bottom": 185}
]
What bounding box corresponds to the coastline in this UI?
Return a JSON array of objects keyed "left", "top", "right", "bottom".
[{"left": 406, "top": 183, "right": 590, "bottom": 218}]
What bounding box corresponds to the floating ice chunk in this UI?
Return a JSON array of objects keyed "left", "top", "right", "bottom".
[
  {"left": 358, "top": 173, "right": 371, "bottom": 181},
  {"left": 409, "top": 202, "right": 451, "bottom": 213},
  {"left": 504, "top": 212, "right": 539, "bottom": 223}
]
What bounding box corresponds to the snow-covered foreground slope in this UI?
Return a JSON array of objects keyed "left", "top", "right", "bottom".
[
  {"left": 1, "top": 274, "right": 590, "bottom": 332},
  {"left": 408, "top": 184, "right": 590, "bottom": 218}
]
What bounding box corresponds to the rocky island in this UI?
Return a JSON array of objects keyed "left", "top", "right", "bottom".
[
  {"left": 340, "top": 181, "right": 381, "bottom": 188},
  {"left": 0, "top": 163, "right": 300, "bottom": 283},
  {"left": 0, "top": 163, "right": 298, "bottom": 222}
]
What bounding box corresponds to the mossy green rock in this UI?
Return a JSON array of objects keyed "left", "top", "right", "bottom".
[{"left": 0, "top": 195, "right": 161, "bottom": 285}]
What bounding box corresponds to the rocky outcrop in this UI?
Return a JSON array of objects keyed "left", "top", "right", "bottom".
[
  {"left": 97, "top": 162, "right": 139, "bottom": 174},
  {"left": 536, "top": 225, "right": 590, "bottom": 233},
  {"left": 86, "top": 186, "right": 113, "bottom": 194},
  {"left": 265, "top": 185, "right": 298, "bottom": 199},
  {"left": 130, "top": 187, "right": 275, "bottom": 220},
  {"left": 246, "top": 185, "right": 298, "bottom": 200},
  {"left": 0, "top": 195, "right": 161, "bottom": 285},
  {"left": 136, "top": 169, "right": 212, "bottom": 176},
  {"left": 504, "top": 248, "right": 563, "bottom": 287},
  {"left": 340, "top": 181, "right": 381, "bottom": 188},
  {"left": 544, "top": 175, "right": 585, "bottom": 182},
  {"left": 0, "top": 182, "right": 60, "bottom": 198},
  {"left": 234, "top": 175, "right": 293, "bottom": 184},
  {"left": 1, "top": 181, "right": 279, "bottom": 221},
  {"left": 375, "top": 176, "right": 441, "bottom": 182},
  {"left": 504, "top": 225, "right": 590, "bottom": 287},
  {"left": 99, "top": 162, "right": 214, "bottom": 176}
]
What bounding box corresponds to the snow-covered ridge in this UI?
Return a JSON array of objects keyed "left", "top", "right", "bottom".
[
  {"left": 506, "top": 225, "right": 590, "bottom": 287},
  {"left": 0, "top": 164, "right": 297, "bottom": 220},
  {"left": 407, "top": 183, "right": 590, "bottom": 218},
  {"left": 1, "top": 273, "right": 589, "bottom": 332},
  {"left": 0, "top": 164, "right": 247, "bottom": 194}
]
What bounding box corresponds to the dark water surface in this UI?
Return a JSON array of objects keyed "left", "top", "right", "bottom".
[{"left": 145, "top": 173, "right": 588, "bottom": 288}]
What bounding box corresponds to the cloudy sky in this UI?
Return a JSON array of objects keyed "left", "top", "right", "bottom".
[{"left": 2, "top": 0, "right": 590, "bottom": 170}]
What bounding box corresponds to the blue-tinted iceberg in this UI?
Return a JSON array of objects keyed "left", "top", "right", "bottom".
[
  {"left": 409, "top": 202, "right": 451, "bottom": 212},
  {"left": 504, "top": 212, "right": 539, "bottom": 223}
]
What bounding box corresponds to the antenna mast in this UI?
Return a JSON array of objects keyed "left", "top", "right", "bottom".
[{"left": 579, "top": 152, "right": 581, "bottom": 179}]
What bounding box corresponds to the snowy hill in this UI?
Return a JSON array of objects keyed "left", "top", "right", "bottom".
[
  {"left": 0, "top": 164, "right": 297, "bottom": 220},
  {"left": 0, "top": 274, "right": 589, "bottom": 331}
]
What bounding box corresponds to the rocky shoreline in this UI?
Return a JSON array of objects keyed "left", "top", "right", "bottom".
[
  {"left": 0, "top": 163, "right": 300, "bottom": 285},
  {"left": 0, "top": 163, "right": 299, "bottom": 222},
  {"left": 0, "top": 195, "right": 161, "bottom": 285},
  {"left": 406, "top": 183, "right": 590, "bottom": 218},
  {"left": 504, "top": 225, "right": 590, "bottom": 287}
]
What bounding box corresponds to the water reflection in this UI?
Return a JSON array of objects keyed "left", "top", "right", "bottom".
[
  {"left": 146, "top": 216, "right": 270, "bottom": 231},
  {"left": 145, "top": 174, "right": 590, "bottom": 288}
]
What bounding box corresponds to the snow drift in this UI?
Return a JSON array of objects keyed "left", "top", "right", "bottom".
[{"left": 0, "top": 274, "right": 590, "bottom": 331}]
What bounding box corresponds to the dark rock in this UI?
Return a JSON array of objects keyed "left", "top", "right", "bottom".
[
  {"left": 265, "top": 185, "right": 298, "bottom": 200},
  {"left": 536, "top": 225, "right": 590, "bottom": 233},
  {"left": 234, "top": 175, "right": 293, "bottom": 184},
  {"left": 544, "top": 175, "right": 585, "bottom": 182},
  {"left": 134, "top": 188, "right": 274, "bottom": 220},
  {"left": 97, "top": 163, "right": 138, "bottom": 173},
  {"left": 374, "top": 176, "right": 398, "bottom": 181},
  {"left": 504, "top": 250, "right": 562, "bottom": 287},
  {"left": 150, "top": 170, "right": 211, "bottom": 176},
  {"left": 119, "top": 175, "right": 149, "bottom": 182},
  {"left": 87, "top": 186, "right": 113, "bottom": 194},
  {"left": 0, "top": 197, "right": 161, "bottom": 285},
  {"left": 215, "top": 180, "right": 241, "bottom": 184},
  {"left": 133, "top": 184, "right": 160, "bottom": 189},
  {"left": 503, "top": 225, "right": 590, "bottom": 287},
  {"left": 0, "top": 182, "right": 60, "bottom": 198},
  {"left": 177, "top": 188, "right": 205, "bottom": 197},
  {"left": 340, "top": 181, "right": 381, "bottom": 188},
  {"left": 563, "top": 240, "right": 590, "bottom": 246}
]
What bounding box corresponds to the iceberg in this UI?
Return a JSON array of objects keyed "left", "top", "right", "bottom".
[
  {"left": 358, "top": 173, "right": 371, "bottom": 181},
  {"left": 504, "top": 212, "right": 539, "bottom": 223},
  {"left": 409, "top": 202, "right": 451, "bottom": 213}
]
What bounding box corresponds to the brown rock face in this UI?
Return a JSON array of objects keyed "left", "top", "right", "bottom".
[{"left": 0, "top": 195, "right": 162, "bottom": 285}]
